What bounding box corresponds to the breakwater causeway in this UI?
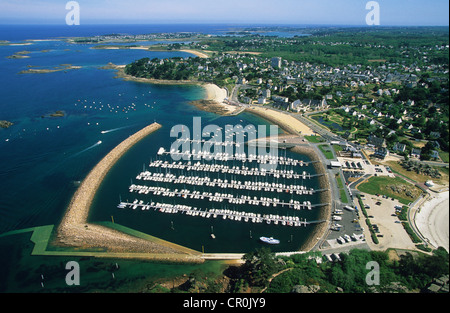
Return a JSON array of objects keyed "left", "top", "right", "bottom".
[{"left": 54, "top": 122, "right": 203, "bottom": 260}]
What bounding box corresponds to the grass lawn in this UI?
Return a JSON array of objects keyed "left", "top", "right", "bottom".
[
  {"left": 304, "top": 135, "right": 325, "bottom": 143},
  {"left": 335, "top": 174, "right": 349, "bottom": 203},
  {"left": 333, "top": 144, "right": 343, "bottom": 155},
  {"left": 319, "top": 144, "right": 335, "bottom": 160},
  {"left": 357, "top": 176, "right": 422, "bottom": 205},
  {"left": 439, "top": 151, "right": 449, "bottom": 163}
]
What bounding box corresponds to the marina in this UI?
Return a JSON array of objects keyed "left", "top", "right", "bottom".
[{"left": 108, "top": 140, "right": 330, "bottom": 252}]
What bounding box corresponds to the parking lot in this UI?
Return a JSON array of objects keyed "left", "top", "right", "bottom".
[
  {"left": 322, "top": 204, "right": 368, "bottom": 250},
  {"left": 358, "top": 192, "right": 416, "bottom": 250},
  {"left": 337, "top": 157, "right": 395, "bottom": 178}
]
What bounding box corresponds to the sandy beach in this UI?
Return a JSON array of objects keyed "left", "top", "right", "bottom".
[
  {"left": 55, "top": 122, "right": 202, "bottom": 259},
  {"left": 246, "top": 106, "right": 315, "bottom": 136},
  {"left": 415, "top": 191, "right": 449, "bottom": 251},
  {"left": 90, "top": 46, "right": 209, "bottom": 59},
  {"left": 180, "top": 49, "right": 209, "bottom": 58}
]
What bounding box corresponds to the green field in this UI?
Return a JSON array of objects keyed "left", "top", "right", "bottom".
[
  {"left": 304, "top": 135, "right": 325, "bottom": 143},
  {"left": 439, "top": 151, "right": 449, "bottom": 163},
  {"left": 335, "top": 174, "right": 349, "bottom": 203},
  {"left": 319, "top": 144, "right": 335, "bottom": 160},
  {"left": 357, "top": 176, "right": 422, "bottom": 205}
]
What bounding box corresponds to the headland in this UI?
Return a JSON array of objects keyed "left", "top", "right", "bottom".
[{"left": 110, "top": 64, "right": 240, "bottom": 116}]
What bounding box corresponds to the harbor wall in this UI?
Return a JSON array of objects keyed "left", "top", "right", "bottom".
[
  {"left": 54, "top": 122, "right": 203, "bottom": 259},
  {"left": 291, "top": 146, "right": 331, "bottom": 252}
]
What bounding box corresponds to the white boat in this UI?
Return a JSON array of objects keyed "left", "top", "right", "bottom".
[
  {"left": 344, "top": 205, "right": 355, "bottom": 212},
  {"left": 260, "top": 237, "right": 280, "bottom": 245}
]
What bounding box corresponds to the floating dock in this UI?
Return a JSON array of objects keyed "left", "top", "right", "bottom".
[{"left": 117, "top": 200, "right": 327, "bottom": 227}]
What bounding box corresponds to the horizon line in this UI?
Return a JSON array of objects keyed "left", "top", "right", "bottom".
[{"left": 0, "top": 22, "right": 449, "bottom": 27}]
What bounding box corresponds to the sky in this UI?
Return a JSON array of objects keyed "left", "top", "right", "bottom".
[{"left": 0, "top": 0, "right": 448, "bottom": 26}]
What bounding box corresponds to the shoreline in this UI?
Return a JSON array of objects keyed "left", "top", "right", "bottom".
[
  {"left": 179, "top": 49, "right": 209, "bottom": 58},
  {"left": 245, "top": 106, "right": 315, "bottom": 136},
  {"left": 54, "top": 122, "right": 202, "bottom": 260},
  {"left": 415, "top": 191, "right": 449, "bottom": 251},
  {"left": 112, "top": 65, "right": 239, "bottom": 115},
  {"left": 89, "top": 45, "right": 209, "bottom": 59},
  {"left": 18, "top": 64, "right": 81, "bottom": 74},
  {"left": 290, "top": 145, "right": 332, "bottom": 252}
]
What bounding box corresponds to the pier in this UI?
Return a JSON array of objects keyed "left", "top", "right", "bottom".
[
  {"left": 117, "top": 200, "right": 327, "bottom": 227},
  {"left": 135, "top": 171, "right": 327, "bottom": 194},
  {"left": 147, "top": 158, "right": 325, "bottom": 180},
  {"left": 55, "top": 123, "right": 202, "bottom": 256},
  {"left": 157, "top": 147, "right": 320, "bottom": 166},
  {"left": 128, "top": 184, "right": 330, "bottom": 210}
]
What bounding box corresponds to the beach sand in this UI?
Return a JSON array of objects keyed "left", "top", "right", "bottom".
[
  {"left": 246, "top": 106, "right": 315, "bottom": 136},
  {"left": 180, "top": 49, "right": 209, "bottom": 58},
  {"left": 198, "top": 83, "right": 239, "bottom": 115},
  {"left": 415, "top": 191, "right": 449, "bottom": 251}
]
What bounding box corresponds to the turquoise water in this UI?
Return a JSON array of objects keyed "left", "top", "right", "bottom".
[{"left": 0, "top": 30, "right": 324, "bottom": 253}]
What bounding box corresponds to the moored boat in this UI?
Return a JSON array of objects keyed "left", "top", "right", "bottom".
[{"left": 260, "top": 236, "right": 280, "bottom": 245}]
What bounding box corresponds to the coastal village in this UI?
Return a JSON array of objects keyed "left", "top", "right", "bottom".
[{"left": 125, "top": 32, "right": 449, "bottom": 164}]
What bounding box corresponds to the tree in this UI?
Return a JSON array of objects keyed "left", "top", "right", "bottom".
[
  {"left": 242, "top": 248, "right": 281, "bottom": 287},
  {"left": 421, "top": 141, "right": 435, "bottom": 161}
]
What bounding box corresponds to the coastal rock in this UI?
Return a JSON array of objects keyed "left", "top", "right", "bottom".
[
  {"left": 41, "top": 111, "right": 65, "bottom": 118},
  {"left": 291, "top": 284, "right": 321, "bottom": 293},
  {"left": 0, "top": 120, "right": 14, "bottom": 129}
]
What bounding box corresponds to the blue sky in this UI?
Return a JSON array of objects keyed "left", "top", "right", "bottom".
[{"left": 0, "top": 0, "right": 448, "bottom": 26}]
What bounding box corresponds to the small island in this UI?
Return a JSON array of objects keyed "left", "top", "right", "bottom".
[
  {"left": 41, "top": 110, "right": 65, "bottom": 118},
  {"left": 49, "top": 110, "right": 65, "bottom": 118},
  {"left": 19, "top": 64, "right": 81, "bottom": 74},
  {"left": 6, "top": 50, "right": 31, "bottom": 59},
  {"left": 0, "top": 120, "right": 14, "bottom": 129}
]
